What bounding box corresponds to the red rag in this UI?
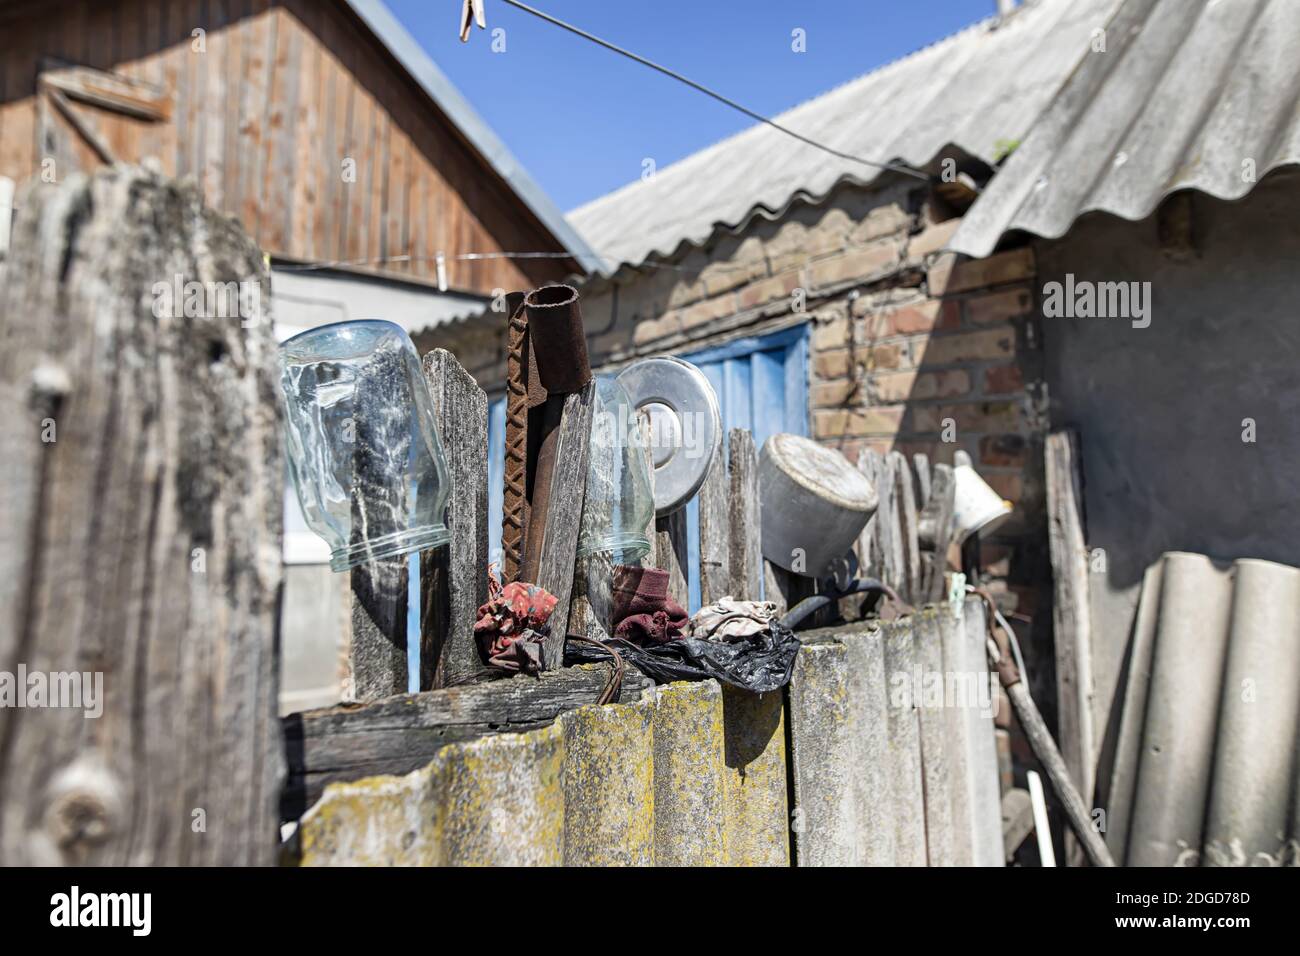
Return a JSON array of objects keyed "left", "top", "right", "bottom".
[{"left": 610, "top": 565, "right": 689, "bottom": 645}]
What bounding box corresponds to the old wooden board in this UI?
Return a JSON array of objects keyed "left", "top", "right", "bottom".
[
  {"left": 1045, "top": 428, "right": 1096, "bottom": 830},
  {"left": 0, "top": 166, "right": 283, "bottom": 865},
  {"left": 535, "top": 382, "right": 596, "bottom": 668},
  {"left": 282, "top": 664, "right": 650, "bottom": 818},
  {"left": 420, "top": 349, "right": 490, "bottom": 689},
  {"left": 919, "top": 463, "right": 957, "bottom": 604},
  {"left": 727, "top": 429, "right": 762, "bottom": 602},
  {"left": 889, "top": 451, "right": 922, "bottom": 605},
  {"left": 697, "top": 455, "right": 730, "bottom": 606},
  {"left": 348, "top": 339, "right": 414, "bottom": 701},
  {"left": 655, "top": 508, "right": 690, "bottom": 610}
]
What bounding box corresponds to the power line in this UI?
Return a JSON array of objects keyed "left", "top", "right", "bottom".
[{"left": 498, "top": 0, "right": 932, "bottom": 183}]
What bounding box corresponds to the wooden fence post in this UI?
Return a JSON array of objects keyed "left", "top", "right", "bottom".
[
  {"left": 1046, "top": 427, "right": 1096, "bottom": 856},
  {"left": 697, "top": 454, "right": 730, "bottom": 607},
  {"left": 421, "top": 349, "right": 489, "bottom": 688},
  {"left": 727, "top": 429, "right": 762, "bottom": 603},
  {"left": 0, "top": 166, "right": 282, "bottom": 865},
  {"left": 535, "top": 382, "right": 596, "bottom": 668}
]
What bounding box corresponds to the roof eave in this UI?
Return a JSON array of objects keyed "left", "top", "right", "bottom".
[{"left": 342, "top": 0, "right": 598, "bottom": 273}]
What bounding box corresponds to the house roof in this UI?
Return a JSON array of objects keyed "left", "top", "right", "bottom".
[
  {"left": 951, "top": 0, "right": 1300, "bottom": 258},
  {"left": 567, "top": 0, "right": 1122, "bottom": 274},
  {"left": 343, "top": 0, "right": 597, "bottom": 271}
]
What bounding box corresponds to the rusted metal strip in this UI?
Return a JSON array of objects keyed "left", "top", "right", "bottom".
[{"left": 502, "top": 290, "right": 528, "bottom": 582}]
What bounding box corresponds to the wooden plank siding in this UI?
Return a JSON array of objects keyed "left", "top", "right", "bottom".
[{"left": 0, "top": 0, "right": 573, "bottom": 293}]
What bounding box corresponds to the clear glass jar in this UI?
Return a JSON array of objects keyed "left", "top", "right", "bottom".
[
  {"left": 578, "top": 376, "right": 654, "bottom": 562},
  {"left": 278, "top": 320, "right": 450, "bottom": 572},
  {"left": 576, "top": 377, "right": 655, "bottom": 636}
]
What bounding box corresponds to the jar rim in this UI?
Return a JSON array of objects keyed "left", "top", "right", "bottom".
[{"left": 328, "top": 524, "right": 451, "bottom": 572}]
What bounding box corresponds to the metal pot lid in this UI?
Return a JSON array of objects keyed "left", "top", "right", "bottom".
[{"left": 616, "top": 357, "right": 721, "bottom": 516}]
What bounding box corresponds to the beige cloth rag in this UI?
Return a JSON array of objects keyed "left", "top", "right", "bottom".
[{"left": 690, "top": 597, "right": 780, "bottom": 643}]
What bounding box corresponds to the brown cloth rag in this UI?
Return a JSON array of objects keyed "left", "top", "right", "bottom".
[{"left": 611, "top": 565, "right": 689, "bottom": 645}]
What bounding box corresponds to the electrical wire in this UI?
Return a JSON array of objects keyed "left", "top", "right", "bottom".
[{"left": 498, "top": 0, "right": 932, "bottom": 183}]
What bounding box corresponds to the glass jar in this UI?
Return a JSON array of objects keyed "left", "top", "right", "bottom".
[
  {"left": 576, "top": 376, "right": 655, "bottom": 636},
  {"left": 278, "top": 320, "right": 450, "bottom": 572},
  {"left": 578, "top": 375, "right": 654, "bottom": 562}
]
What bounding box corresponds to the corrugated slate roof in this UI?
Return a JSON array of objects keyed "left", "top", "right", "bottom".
[
  {"left": 343, "top": 0, "right": 598, "bottom": 270},
  {"left": 568, "top": 0, "right": 1121, "bottom": 273},
  {"left": 950, "top": 0, "right": 1300, "bottom": 258}
]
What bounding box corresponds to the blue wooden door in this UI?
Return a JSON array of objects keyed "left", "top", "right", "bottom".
[
  {"left": 681, "top": 323, "right": 810, "bottom": 610},
  {"left": 485, "top": 323, "right": 810, "bottom": 610}
]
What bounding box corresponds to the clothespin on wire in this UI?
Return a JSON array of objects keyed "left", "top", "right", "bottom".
[{"left": 459, "top": 0, "right": 487, "bottom": 42}]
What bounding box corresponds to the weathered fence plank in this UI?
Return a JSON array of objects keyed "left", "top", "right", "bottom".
[
  {"left": 349, "top": 559, "right": 407, "bottom": 701},
  {"left": 655, "top": 508, "right": 690, "bottom": 610},
  {"left": 0, "top": 167, "right": 282, "bottom": 865},
  {"left": 420, "top": 349, "right": 489, "bottom": 689},
  {"left": 698, "top": 456, "right": 730, "bottom": 606},
  {"left": 282, "top": 663, "right": 649, "bottom": 818},
  {"left": 347, "top": 339, "right": 416, "bottom": 701},
  {"left": 1045, "top": 427, "right": 1096, "bottom": 846},
  {"left": 919, "top": 462, "right": 957, "bottom": 604},
  {"left": 728, "top": 429, "right": 762, "bottom": 602},
  {"left": 535, "top": 381, "right": 596, "bottom": 668}
]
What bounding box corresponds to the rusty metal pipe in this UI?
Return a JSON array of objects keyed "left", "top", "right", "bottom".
[{"left": 519, "top": 284, "right": 591, "bottom": 582}]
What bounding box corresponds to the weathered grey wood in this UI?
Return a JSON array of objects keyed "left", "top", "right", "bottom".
[
  {"left": 346, "top": 334, "right": 415, "bottom": 701},
  {"left": 698, "top": 455, "right": 730, "bottom": 606},
  {"left": 420, "top": 349, "right": 489, "bottom": 689},
  {"left": 855, "top": 448, "right": 884, "bottom": 579},
  {"left": 535, "top": 381, "right": 596, "bottom": 668},
  {"left": 919, "top": 463, "right": 957, "bottom": 603},
  {"left": 913, "top": 452, "right": 932, "bottom": 510},
  {"left": 889, "top": 451, "right": 921, "bottom": 605},
  {"left": 727, "top": 429, "right": 762, "bottom": 602},
  {"left": 655, "top": 508, "right": 690, "bottom": 610},
  {"left": 0, "top": 166, "right": 282, "bottom": 865},
  {"left": 282, "top": 664, "right": 650, "bottom": 818},
  {"left": 349, "top": 558, "right": 408, "bottom": 701},
  {"left": 1046, "top": 428, "right": 1096, "bottom": 863}
]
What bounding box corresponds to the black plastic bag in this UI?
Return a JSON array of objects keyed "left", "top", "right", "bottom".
[{"left": 564, "top": 620, "right": 801, "bottom": 692}]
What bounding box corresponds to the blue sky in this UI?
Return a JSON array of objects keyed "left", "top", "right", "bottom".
[{"left": 386, "top": 0, "right": 994, "bottom": 212}]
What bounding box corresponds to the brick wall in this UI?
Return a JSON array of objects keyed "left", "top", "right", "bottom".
[{"left": 427, "top": 180, "right": 1046, "bottom": 611}]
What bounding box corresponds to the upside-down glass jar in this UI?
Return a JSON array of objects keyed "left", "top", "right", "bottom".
[
  {"left": 278, "top": 320, "right": 450, "bottom": 572},
  {"left": 576, "top": 376, "right": 655, "bottom": 634}
]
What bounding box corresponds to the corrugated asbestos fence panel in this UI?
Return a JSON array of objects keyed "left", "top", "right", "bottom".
[
  {"left": 787, "top": 598, "right": 1004, "bottom": 866},
  {"left": 295, "top": 679, "right": 789, "bottom": 866},
  {"left": 1109, "top": 552, "right": 1300, "bottom": 867},
  {"left": 294, "top": 598, "right": 1009, "bottom": 868}
]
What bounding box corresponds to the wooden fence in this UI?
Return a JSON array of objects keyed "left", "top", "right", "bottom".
[{"left": 0, "top": 167, "right": 1003, "bottom": 867}]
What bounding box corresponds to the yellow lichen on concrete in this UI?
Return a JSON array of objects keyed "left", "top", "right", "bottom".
[
  {"left": 721, "top": 685, "right": 790, "bottom": 866},
  {"left": 652, "top": 680, "right": 727, "bottom": 865},
  {"left": 297, "top": 764, "right": 439, "bottom": 866},
  {"left": 560, "top": 691, "right": 656, "bottom": 865},
  {"left": 433, "top": 723, "right": 566, "bottom": 866}
]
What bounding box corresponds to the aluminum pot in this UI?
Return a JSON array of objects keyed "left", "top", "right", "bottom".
[{"left": 759, "top": 433, "right": 878, "bottom": 578}]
